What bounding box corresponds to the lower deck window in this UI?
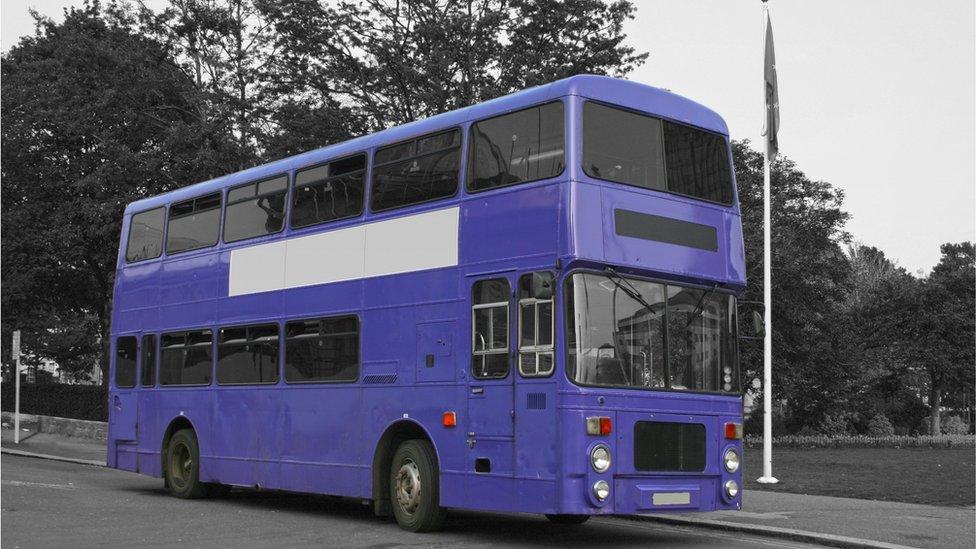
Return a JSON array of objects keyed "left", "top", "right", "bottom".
[
  {"left": 160, "top": 330, "right": 213, "bottom": 386},
  {"left": 285, "top": 316, "right": 359, "bottom": 383},
  {"left": 115, "top": 336, "right": 137, "bottom": 388},
  {"left": 217, "top": 324, "right": 279, "bottom": 384}
]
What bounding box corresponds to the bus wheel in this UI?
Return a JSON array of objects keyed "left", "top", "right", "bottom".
[
  {"left": 545, "top": 514, "right": 590, "bottom": 525},
  {"left": 389, "top": 439, "right": 446, "bottom": 532},
  {"left": 164, "top": 429, "right": 209, "bottom": 499}
]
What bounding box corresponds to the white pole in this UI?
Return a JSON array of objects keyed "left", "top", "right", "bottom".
[
  {"left": 756, "top": 1, "right": 778, "bottom": 484},
  {"left": 14, "top": 334, "right": 22, "bottom": 445}
]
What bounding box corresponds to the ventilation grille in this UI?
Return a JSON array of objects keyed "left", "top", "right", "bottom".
[
  {"left": 526, "top": 392, "right": 547, "bottom": 410},
  {"left": 363, "top": 374, "right": 397, "bottom": 385},
  {"left": 634, "top": 421, "right": 705, "bottom": 472}
]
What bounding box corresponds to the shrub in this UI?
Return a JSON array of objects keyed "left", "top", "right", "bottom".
[
  {"left": 743, "top": 434, "right": 975, "bottom": 449},
  {"left": 866, "top": 414, "right": 895, "bottom": 437},
  {"left": 942, "top": 415, "right": 968, "bottom": 435},
  {"left": 795, "top": 425, "right": 818, "bottom": 437},
  {"left": 0, "top": 383, "right": 106, "bottom": 421},
  {"left": 819, "top": 413, "right": 852, "bottom": 436}
]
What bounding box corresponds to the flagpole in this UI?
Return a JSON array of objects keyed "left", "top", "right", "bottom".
[{"left": 757, "top": 0, "right": 778, "bottom": 485}]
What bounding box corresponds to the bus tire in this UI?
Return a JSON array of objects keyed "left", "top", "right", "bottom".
[
  {"left": 545, "top": 514, "right": 590, "bottom": 525},
  {"left": 389, "top": 439, "right": 446, "bottom": 532},
  {"left": 164, "top": 429, "right": 209, "bottom": 499}
]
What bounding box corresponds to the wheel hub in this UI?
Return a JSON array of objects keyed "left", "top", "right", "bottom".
[{"left": 395, "top": 459, "right": 422, "bottom": 515}]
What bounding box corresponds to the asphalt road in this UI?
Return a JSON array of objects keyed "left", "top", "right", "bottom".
[{"left": 1, "top": 455, "right": 825, "bottom": 548}]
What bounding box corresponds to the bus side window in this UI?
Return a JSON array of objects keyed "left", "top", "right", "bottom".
[
  {"left": 125, "top": 207, "right": 165, "bottom": 263},
  {"left": 224, "top": 175, "right": 288, "bottom": 243},
  {"left": 292, "top": 154, "right": 366, "bottom": 229},
  {"left": 518, "top": 272, "right": 555, "bottom": 377},
  {"left": 140, "top": 334, "right": 156, "bottom": 387},
  {"left": 166, "top": 193, "right": 222, "bottom": 254},
  {"left": 467, "top": 102, "right": 565, "bottom": 192},
  {"left": 284, "top": 316, "right": 359, "bottom": 383},
  {"left": 115, "top": 336, "right": 138, "bottom": 388},
  {"left": 159, "top": 330, "right": 213, "bottom": 386},
  {"left": 371, "top": 128, "right": 461, "bottom": 212},
  {"left": 217, "top": 323, "right": 279, "bottom": 385},
  {"left": 471, "top": 278, "right": 510, "bottom": 379}
]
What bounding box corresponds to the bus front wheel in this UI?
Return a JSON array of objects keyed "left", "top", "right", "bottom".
[
  {"left": 164, "top": 429, "right": 228, "bottom": 499},
  {"left": 389, "top": 439, "right": 446, "bottom": 532}
]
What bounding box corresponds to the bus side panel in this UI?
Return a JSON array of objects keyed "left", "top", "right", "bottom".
[{"left": 459, "top": 184, "right": 561, "bottom": 266}]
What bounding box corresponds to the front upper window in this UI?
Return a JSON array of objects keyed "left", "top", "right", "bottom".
[
  {"left": 582, "top": 102, "right": 734, "bottom": 205},
  {"left": 565, "top": 272, "right": 739, "bottom": 394}
]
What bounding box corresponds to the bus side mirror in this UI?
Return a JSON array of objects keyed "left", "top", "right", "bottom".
[
  {"left": 531, "top": 272, "right": 554, "bottom": 300},
  {"left": 737, "top": 300, "right": 765, "bottom": 340},
  {"left": 751, "top": 310, "right": 765, "bottom": 338}
]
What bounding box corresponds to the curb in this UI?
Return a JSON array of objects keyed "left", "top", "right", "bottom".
[
  {"left": 627, "top": 514, "right": 917, "bottom": 549},
  {"left": 1, "top": 447, "right": 106, "bottom": 467}
]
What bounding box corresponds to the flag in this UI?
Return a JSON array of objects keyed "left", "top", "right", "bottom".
[{"left": 762, "top": 9, "right": 779, "bottom": 158}]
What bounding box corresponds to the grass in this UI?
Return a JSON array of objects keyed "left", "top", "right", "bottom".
[{"left": 742, "top": 446, "right": 975, "bottom": 507}]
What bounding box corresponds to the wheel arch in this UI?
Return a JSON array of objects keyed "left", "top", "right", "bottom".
[{"left": 370, "top": 419, "right": 440, "bottom": 517}]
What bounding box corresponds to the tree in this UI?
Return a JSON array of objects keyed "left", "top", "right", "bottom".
[
  {"left": 919, "top": 243, "right": 975, "bottom": 434},
  {"left": 264, "top": 0, "right": 647, "bottom": 129},
  {"left": 733, "top": 141, "right": 855, "bottom": 429},
  {"left": 1, "top": 1, "right": 243, "bottom": 381}
]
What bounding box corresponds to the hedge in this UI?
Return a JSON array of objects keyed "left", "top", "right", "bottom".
[
  {"left": 744, "top": 433, "right": 975, "bottom": 449},
  {"left": 0, "top": 383, "right": 107, "bottom": 422}
]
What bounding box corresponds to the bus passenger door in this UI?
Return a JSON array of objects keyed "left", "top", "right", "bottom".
[{"left": 466, "top": 275, "right": 516, "bottom": 507}]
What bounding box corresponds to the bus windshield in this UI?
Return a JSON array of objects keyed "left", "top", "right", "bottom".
[{"left": 565, "top": 272, "right": 739, "bottom": 394}]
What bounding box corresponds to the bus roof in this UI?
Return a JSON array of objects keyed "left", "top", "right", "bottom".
[{"left": 125, "top": 75, "right": 729, "bottom": 215}]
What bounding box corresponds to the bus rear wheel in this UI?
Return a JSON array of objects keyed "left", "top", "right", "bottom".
[
  {"left": 545, "top": 514, "right": 590, "bottom": 525},
  {"left": 164, "top": 429, "right": 228, "bottom": 499},
  {"left": 389, "top": 439, "right": 446, "bottom": 532}
]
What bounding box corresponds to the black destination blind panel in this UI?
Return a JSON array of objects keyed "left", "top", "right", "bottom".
[{"left": 614, "top": 209, "right": 718, "bottom": 252}]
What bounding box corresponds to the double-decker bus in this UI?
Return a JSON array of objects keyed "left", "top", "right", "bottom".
[{"left": 108, "top": 75, "right": 745, "bottom": 531}]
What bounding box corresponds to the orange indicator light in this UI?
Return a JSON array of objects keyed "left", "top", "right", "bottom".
[{"left": 443, "top": 411, "right": 457, "bottom": 427}]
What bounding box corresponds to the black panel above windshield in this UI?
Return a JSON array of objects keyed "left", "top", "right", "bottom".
[{"left": 582, "top": 102, "right": 734, "bottom": 205}]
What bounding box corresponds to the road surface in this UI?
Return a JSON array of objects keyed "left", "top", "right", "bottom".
[{"left": 1, "top": 455, "right": 824, "bottom": 548}]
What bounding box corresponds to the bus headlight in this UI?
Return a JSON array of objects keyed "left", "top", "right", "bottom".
[
  {"left": 724, "top": 480, "right": 739, "bottom": 499},
  {"left": 590, "top": 444, "right": 611, "bottom": 473},
  {"left": 723, "top": 448, "right": 740, "bottom": 473},
  {"left": 593, "top": 480, "right": 610, "bottom": 501}
]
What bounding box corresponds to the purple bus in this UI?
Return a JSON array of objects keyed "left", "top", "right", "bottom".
[{"left": 108, "top": 75, "right": 745, "bottom": 531}]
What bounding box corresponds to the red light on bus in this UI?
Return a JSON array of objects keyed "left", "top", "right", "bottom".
[
  {"left": 725, "top": 422, "right": 742, "bottom": 440},
  {"left": 600, "top": 417, "right": 612, "bottom": 435},
  {"left": 443, "top": 411, "right": 457, "bottom": 428}
]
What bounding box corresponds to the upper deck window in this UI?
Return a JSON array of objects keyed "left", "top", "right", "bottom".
[
  {"left": 292, "top": 154, "right": 366, "bottom": 229},
  {"left": 166, "top": 193, "right": 222, "bottom": 254},
  {"left": 582, "top": 102, "right": 733, "bottom": 205},
  {"left": 371, "top": 129, "right": 460, "bottom": 212},
  {"left": 224, "top": 175, "right": 287, "bottom": 243},
  {"left": 467, "top": 103, "right": 565, "bottom": 192},
  {"left": 125, "top": 207, "right": 165, "bottom": 263}
]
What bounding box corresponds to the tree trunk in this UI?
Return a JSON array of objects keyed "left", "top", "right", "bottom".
[{"left": 929, "top": 387, "right": 942, "bottom": 435}]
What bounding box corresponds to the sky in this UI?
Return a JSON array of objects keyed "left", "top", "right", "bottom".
[{"left": 3, "top": 1, "right": 974, "bottom": 274}]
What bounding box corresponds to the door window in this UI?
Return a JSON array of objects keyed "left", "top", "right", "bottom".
[
  {"left": 471, "top": 278, "right": 510, "bottom": 379},
  {"left": 518, "top": 272, "right": 555, "bottom": 376}
]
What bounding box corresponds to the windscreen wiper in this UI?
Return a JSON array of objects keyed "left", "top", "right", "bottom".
[
  {"left": 604, "top": 267, "right": 655, "bottom": 313},
  {"left": 685, "top": 283, "right": 720, "bottom": 327}
]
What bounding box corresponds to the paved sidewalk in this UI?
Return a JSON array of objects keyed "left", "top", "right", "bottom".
[
  {"left": 1, "top": 426, "right": 106, "bottom": 464},
  {"left": 3, "top": 429, "right": 973, "bottom": 549},
  {"left": 643, "top": 490, "right": 975, "bottom": 549}
]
